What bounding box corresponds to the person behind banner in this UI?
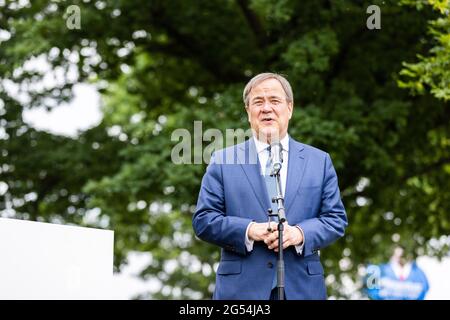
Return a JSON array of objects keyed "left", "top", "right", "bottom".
[
  {"left": 193, "top": 72, "right": 348, "bottom": 300},
  {"left": 365, "top": 245, "right": 429, "bottom": 300}
]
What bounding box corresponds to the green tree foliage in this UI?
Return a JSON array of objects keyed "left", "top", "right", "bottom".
[
  {"left": 399, "top": 0, "right": 450, "bottom": 100},
  {"left": 1, "top": 0, "right": 449, "bottom": 298}
]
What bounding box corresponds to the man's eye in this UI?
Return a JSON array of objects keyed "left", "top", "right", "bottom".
[{"left": 271, "top": 100, "right": 280, "bottom": 104}]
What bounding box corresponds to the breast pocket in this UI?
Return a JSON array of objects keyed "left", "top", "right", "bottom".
[
  {"left": 307, "top": 261, "right": 324, "bottom": 276},
  {"left": 217, "top": 260, "right": 242, "bottom": 275}
]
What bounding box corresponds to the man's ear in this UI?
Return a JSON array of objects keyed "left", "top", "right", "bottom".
[
  {"left": 245, "top": 106, "right": 251, "bottom": 122},
  {"left": 288, "top": 102, "right": 293, "bottom": 119}
]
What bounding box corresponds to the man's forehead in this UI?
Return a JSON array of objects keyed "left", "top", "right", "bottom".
[
  {"left": 250, "top": 79, "right": 285, "bottom": 97},
  {"left": 250, "top": 93, "right": 284, "bottom": 100}
]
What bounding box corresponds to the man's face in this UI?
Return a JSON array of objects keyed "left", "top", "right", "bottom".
[{"left": 246, "top": 78, "right": 293, "bottom": 143}]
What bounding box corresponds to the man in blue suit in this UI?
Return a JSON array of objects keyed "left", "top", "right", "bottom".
[{"left": 193, "top": 73, "right": 347, "bottom": 300}]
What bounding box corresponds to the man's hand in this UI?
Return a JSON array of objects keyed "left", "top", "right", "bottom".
[
  {"left": 264, "top": 223, "right": 303, "bottom": 252},
  {"left": 248, "top": 222, "right": 278, "bottom": 242}
]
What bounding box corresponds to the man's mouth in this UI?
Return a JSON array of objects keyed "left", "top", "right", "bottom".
[{"left": 261, "top": 117, "right": 274, "bottom": 124}]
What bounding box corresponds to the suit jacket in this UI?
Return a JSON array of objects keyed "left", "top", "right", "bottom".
[{"left": 193, "top": 137, "right": 347, "bottom": 299}]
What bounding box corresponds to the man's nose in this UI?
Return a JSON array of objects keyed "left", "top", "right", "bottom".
[{"left": 262, "top": 101, "right": 273, "bottom": 112}]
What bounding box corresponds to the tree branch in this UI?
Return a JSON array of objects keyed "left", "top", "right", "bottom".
[
  {"left": 401, "top": 157, "right": 450, "bottom": 183},
  {"left": 149, "top": 6, "right": 246, "bottom": 84},
  {"left": 235, "top": 0, "right": 266, "bottom": 48}
]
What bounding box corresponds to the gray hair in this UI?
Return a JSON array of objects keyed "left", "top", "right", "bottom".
[{"left": 243, "top": 72, "right": 294, "bottom": 107}]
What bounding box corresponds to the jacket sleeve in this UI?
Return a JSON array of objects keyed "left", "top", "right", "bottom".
[
  {"left": 192, "top": 152, "right": 253, "bottom": 256},
  {"left": 297, "top": 153, "right": 348, "bottom": 257}
]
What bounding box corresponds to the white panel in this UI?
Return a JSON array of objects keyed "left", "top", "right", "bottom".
[{"left": 0, "top": 218, "right": 114, "bottom": 299}]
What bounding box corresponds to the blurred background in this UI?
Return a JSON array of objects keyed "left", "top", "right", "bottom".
[{"left": 0, "top": 0, "right": 449, "bottom": 299}]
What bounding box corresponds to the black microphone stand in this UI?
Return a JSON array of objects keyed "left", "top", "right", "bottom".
[{"left": 267, "top": 161, "right": 286, "bottom": 300}]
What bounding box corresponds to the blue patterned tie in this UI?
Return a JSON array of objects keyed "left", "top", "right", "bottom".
[
  {"left": 264, "top": 146, "right": 279, "bottom": 214},
  {"left": 263, "top": 146, "right": 278, "bottom": 290}
]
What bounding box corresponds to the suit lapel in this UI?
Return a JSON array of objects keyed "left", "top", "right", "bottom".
[
  {"left": 285, "top": 138, "right": 307, "bottom": 214},
  {"left": 237, "top": 139, "right": 271, "bottom": 217}
]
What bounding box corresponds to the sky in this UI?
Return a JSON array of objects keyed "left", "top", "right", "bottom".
[
  {"left": 417, "top": 256, "right": 450, "bottom": 300},
  {"left": 22, "top": 84, "right": 103, "bottom": 137}
]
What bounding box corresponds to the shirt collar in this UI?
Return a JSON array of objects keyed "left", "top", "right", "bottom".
[{"left": 253, "top": 134, "right": 290, "bottom": 154}]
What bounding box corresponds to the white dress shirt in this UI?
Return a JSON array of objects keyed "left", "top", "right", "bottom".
[
  {"left": 391, "top": 260, "right": 412, "bottom": 281},
  {"left": 244, "top": 134, "right": 304, "bottom": 254},
  {"left": 253, "top": 134, "right": 289, "bottom": 196}
]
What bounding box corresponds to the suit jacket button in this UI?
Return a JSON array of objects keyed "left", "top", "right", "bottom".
[{"left": 267, "top": 262, "right": 274, "bottom": 268}]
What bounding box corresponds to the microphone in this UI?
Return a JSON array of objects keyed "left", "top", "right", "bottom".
[
  {"left": 270, "top": 142, "right": 283, "bottom": 175},
  {"left": 269, "top": 141, "right": 286, "bottom": 223}
]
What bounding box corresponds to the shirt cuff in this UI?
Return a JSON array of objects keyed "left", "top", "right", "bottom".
[
  {"left": 294, "top": 225, "right": 305, "bottom": 255},
  {"left": 245, "top": 222, "right": 255, "bottom": 252}
]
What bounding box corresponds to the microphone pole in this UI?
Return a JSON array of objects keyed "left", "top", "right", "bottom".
[{"left": 269, "top": 142, "right": 286, "bottom": 300}]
